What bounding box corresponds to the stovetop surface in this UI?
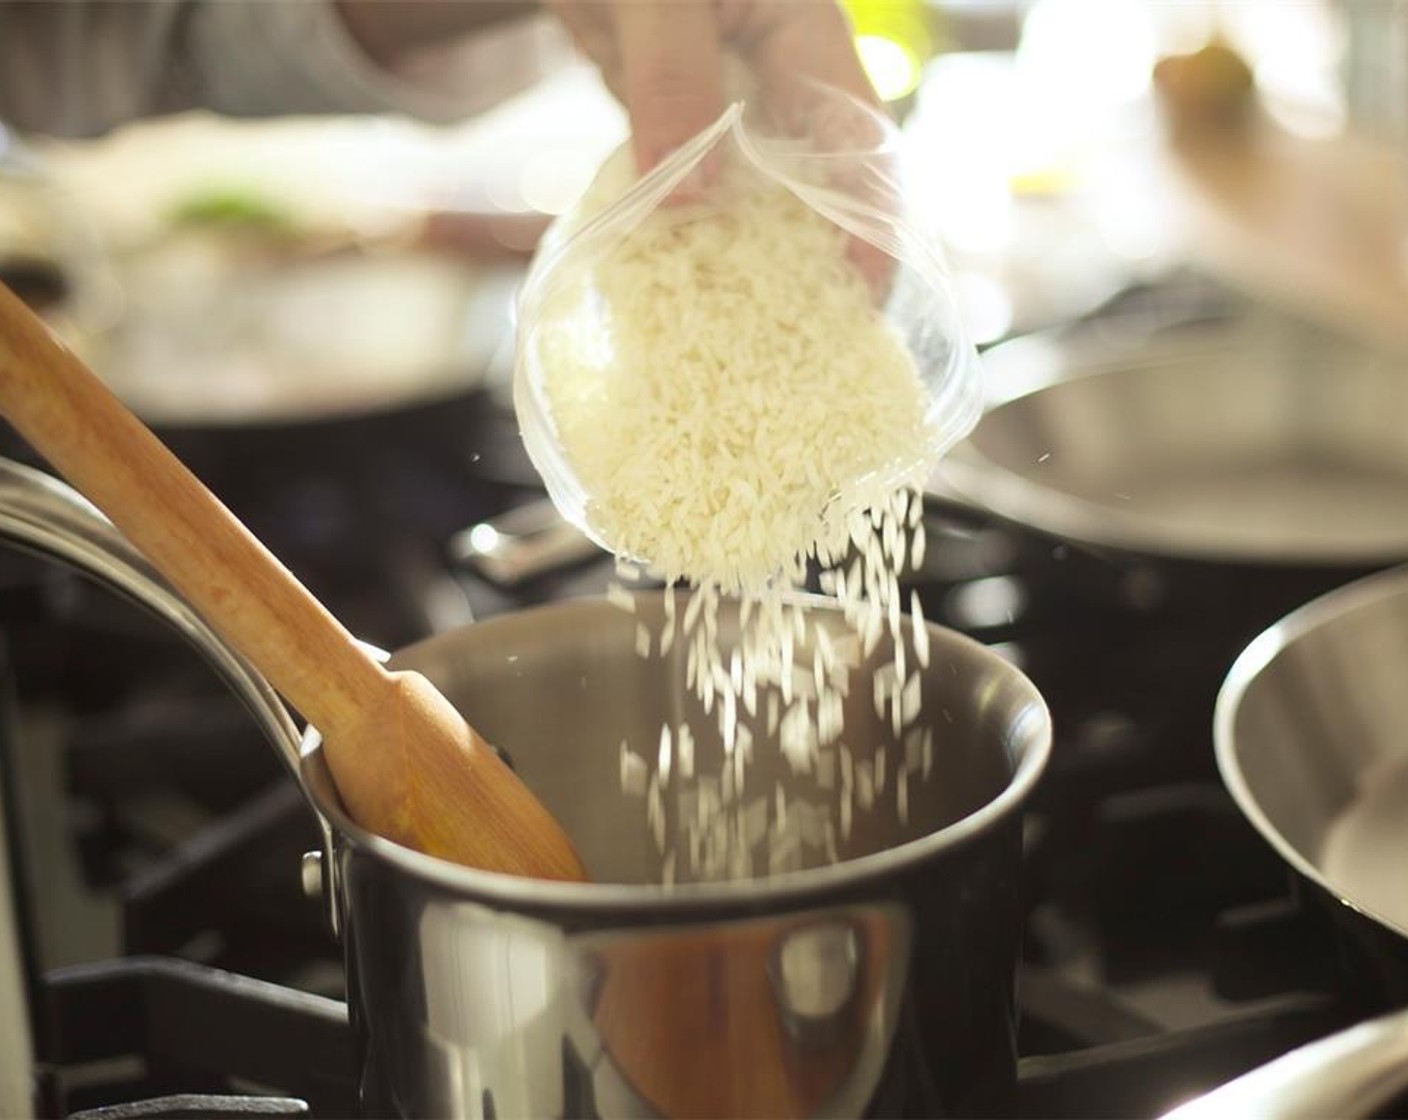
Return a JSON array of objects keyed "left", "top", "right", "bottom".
[{"left": 0, "top": 298, "right": 1392, "bottom": 1118}]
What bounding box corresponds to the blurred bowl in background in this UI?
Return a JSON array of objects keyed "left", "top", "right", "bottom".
[{"left": 0, "top": 126, "right": 124, "bottom": 366}]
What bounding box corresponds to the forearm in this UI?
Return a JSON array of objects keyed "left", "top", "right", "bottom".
[
  {"left": 0, "top": 0, "right": 549, "bottom": 139},
  {"left": 336, "top": 0, "right": 537, "bottom": 68}
]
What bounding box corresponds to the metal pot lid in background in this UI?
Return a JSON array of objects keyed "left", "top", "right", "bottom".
[{"left": 932, "top": 301, "right": 1408, "bottom": 567}]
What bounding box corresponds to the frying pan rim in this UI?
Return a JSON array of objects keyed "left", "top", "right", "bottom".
[
  {"left": 932, "top": 327, "right": 1408, "bottom": 567},
  {"left": 1215, "top": 562, "right": 1408, "bottom": 942},
  {"left": 300, "top": 593, "right": 1052, "bottom": 912}
]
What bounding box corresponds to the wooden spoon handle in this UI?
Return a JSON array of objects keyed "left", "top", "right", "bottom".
[{"left": 0, "top": 282, "right": 386, "bottom": 736}]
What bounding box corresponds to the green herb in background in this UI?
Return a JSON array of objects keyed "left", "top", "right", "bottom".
[{"left": 168, "top": 187, "right": 295, "bottom": 233}]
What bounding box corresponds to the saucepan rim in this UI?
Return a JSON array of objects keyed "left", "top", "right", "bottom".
[{"left": 300, "top": 593, "right": 1051, "bottom": 913}]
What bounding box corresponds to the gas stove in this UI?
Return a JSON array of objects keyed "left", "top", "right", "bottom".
[{"left": 0, "top": 385, "right": 1386, "bottom": 1119}]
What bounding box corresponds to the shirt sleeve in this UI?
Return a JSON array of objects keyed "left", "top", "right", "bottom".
[{"left": 0, "top": 0, "right": 562, "bottom": 139}]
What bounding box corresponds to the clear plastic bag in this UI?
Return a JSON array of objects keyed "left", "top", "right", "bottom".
[{"left": 514, "top": 75, "right": 982, "bottom": 589}]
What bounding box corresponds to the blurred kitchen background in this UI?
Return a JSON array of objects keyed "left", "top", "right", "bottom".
[
  {"left": 6, "top": 1, "right": 1408, "bottom": 1117},
  {"left": 4, "top": 0, "right": 1396, "bottom": 412},
  {"left": 8, "top": 0, "right": 1389, "bottom": 378}
]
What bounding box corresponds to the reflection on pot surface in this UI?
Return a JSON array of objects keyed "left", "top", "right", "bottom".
[{"left": 393, "top": 901, "right": 907, "bottom": 1119}]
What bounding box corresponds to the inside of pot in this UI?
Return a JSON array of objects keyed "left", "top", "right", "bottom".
[
  {"left": 953, "top": 328, "right": 1408, "bottom": 560},
  {"left": 355, "top": 594, "right": 1046, "bottom": 887}
]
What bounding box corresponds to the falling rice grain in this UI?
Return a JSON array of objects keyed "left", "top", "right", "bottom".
[
  {"left": 620, "top": 742, "right": 648, "bottom": 796},
  {"left": 890, "top": 688, "right": 906, "bottom": 740},
  {"left": 900, "top": 672, "right": 923, "bottom": 726},
  {"left": 683, "top": 590, "right": 704, "bottom": 634},
  {"left": 647, "top": 775, "right": 665, "bottom": 851},
  {"left": 911, "top": 591, "right": 930, "bottom": 668},
  {"left": 862, "top": 602, "right": 884, "bottom": 658},
  {"left": 658, "top": 726, "right": 673, "bottom": 786},
  {"left": 722, "top": 690, "right": 738, "bottom": 755},
  {"left": 780, "top": 702, "right": 815, "bottom": 772},
  {"left": 679, "top": 724, "right": 696, "bottom": 779},
  {"left": 904, "top": 727, "right": 925, "bottom": 773},
  {"left": 607, "top": 583, "right": 635, "bottom": 612}
]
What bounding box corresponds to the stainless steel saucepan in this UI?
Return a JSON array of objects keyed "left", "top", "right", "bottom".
[{"left": 0, "top": 457, "right": 1052, "bottom": 1119}]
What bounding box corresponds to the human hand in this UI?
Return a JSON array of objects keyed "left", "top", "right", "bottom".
[{"left": 547, "top": 0, "right": 879, "bottom": 175}]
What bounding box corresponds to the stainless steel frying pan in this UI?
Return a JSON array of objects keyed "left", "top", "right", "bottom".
[
  {"left": 1217, "top": 564, "right": 1408, "bottom": 949},
  {"left": 1168, "top": 565, "right": 1408, "bottom": 1118},
  {"left": 932, "top": 304, "right": 1408, "bottom": 566}
]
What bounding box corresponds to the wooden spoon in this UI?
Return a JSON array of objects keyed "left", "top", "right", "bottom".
[{"left": 0, "top": 282, "right": 587, "bottom": 882}]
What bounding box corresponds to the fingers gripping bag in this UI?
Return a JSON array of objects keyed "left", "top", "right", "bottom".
[{"left": 514, "top": 72, "right": 983, "bottom": 595}]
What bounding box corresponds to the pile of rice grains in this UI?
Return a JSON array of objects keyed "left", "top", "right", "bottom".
[{"left": 538, "top": 165, "right": 942, "bottom": 884}]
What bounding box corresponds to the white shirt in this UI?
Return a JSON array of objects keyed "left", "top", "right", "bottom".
[{"left": 0, "top": 1, "right": 560, "bottom": 137}]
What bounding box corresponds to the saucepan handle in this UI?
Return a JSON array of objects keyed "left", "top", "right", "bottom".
[
  {"left": 0, "top": 456, "right": 345, "bottom": 933},
  {"left": 0, "top": 456, "right": 305, "bottom": 769},
  {"left": 1162, "top": 1005, "right": 1408, "bottom": 1119}
]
